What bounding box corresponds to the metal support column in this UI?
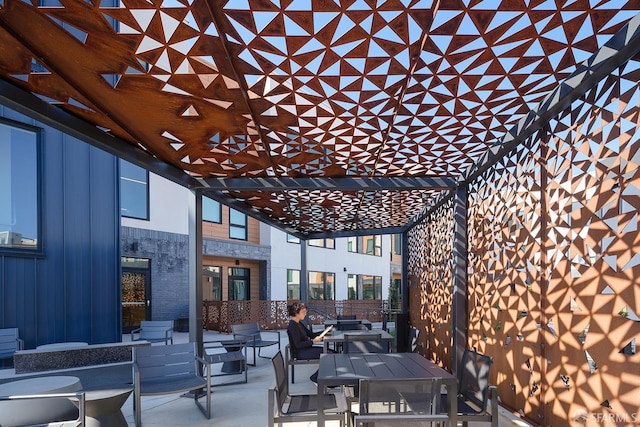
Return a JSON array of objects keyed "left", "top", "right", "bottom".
[
  {"left": 189, "top": 189, "right": 204, "bottom": 356},
  {"left": 452, "top": 186, "right": 468, "bottom": 375}
]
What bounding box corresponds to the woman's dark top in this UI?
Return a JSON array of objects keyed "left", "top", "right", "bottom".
[
  {"left": 287, "top": 319, "right": 323, "bottom": 360},
  {"left": 287, "top": 319, "right": 320, "bottom": 350}
]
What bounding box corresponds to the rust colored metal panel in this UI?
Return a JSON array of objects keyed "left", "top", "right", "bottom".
[
  {"left": 541, "top": 58, "right": 640, "bottom": 427},
  {"left": 463, "top": 57, "right": 640, "bottom": 425},
  {"left": 408, "top": 199, "right": 455, "bottom": 372}
]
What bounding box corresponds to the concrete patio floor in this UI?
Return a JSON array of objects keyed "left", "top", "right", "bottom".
[{"left": 0, "top": 329, "right": 532, "bottom": 427}]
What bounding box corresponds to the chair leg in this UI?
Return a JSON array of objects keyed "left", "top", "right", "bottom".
[{"left": 134, "top": 390, "right": 142, "bottom": 427}]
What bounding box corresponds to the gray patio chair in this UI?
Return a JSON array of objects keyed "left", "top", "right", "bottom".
[
  {"left": 231, "top": 322, "right": 280, "bottom": 366},
  {"left": 337, "top": 314, "right": 357, "bottom": 320},
  {"left": 355, "top": 378, "right": 448, "bottom": 426},
  {"left": 130, "top": 320, "right": 174, "bottom": 345},
  {"left": 285, "top": 328, "right": 320, "bottom": 384},
  {"left": 268, "top": 350, "right": 350, "bottom": 427},
  {"left": 336, "top": 319, "right": 368, "bottom": 331},
  {"left": 441, "top": 349, "right": 498, "bottom": 427},
  {"left": 408, "top": 326, "right": 423, "bottom": 354},
  {"left": 132, "top": 342, "right": 211, "bottom": 427},
  {"left": 343, "top": 333, "right": 387, "bottom": 354},
  {"left": 0, "top": 327, "right": 24, "bottom": 362}
]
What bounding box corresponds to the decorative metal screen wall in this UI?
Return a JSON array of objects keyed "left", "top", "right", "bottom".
[
  {"left": 467, "top": 58, "right": 640, "bottom": 426},
  {"left": 468, "top": 136, "right": 545, "bottom": 423},
  {"left": 542, "top": 58, "right": 640, "bottom": 426},
  {"left": 407, "top": 198, "right": 455, "bottom": 372}
]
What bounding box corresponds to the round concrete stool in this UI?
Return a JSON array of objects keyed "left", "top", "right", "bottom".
[{"left": 73, "top": 387, "right": 133, "bottom": 427}]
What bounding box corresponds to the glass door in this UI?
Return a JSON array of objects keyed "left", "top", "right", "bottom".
[
  {"left": 122, "top": 257, "right": 151, "bottom": 333},
  {"left": 228, "top": 267, "right": 250, "bottom": 300}
]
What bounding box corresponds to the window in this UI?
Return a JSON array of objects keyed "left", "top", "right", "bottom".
[
  {"left": 0, "top": 121, "right": 40, "bottom": 252},
  {"left": 203, "top": 266, "right": 222, "bottom": 301},
  {"left": 362, "top": 275, "right": 382, "bottom": 299},
  {"left": 309, "top": 238, "right": 335, "bottom": 249},
  {"left": 287, "top": 234, "right": 300, "bottom": 244},
  {"left": 347, "top": 236, "right": 358, "bottom": 253},
  {"left": 203, "top": 196, "right": 221, "bottom": 223},
  {"left": 363, "top": 235, "right": 381, "bottom": 256},
  {"left": 393, "top": 234, "right": 402, "bottom": 255},
  {"left": 347, "top": 274, "right": 358, "bottom": 299},
  {"left": 287, "top": 269, "right": 301, "bottom": 300},
  {"left": 308, "top": 271, "right": 335, "bottom": 300},
  {"left": 229, "top": 208, "right": 247, "bottom": 240},
  {"left": 347, "top": 235, "right": 382, "bottom": 256},
  {"left": 120, "top": 159, "right": 149, "bottom": 220},
  {"left": 228, "top": 267, "right": 250, "bottom": 300},
  {"left": 347, "top": 274, "right": 383, "bottom": 300}
]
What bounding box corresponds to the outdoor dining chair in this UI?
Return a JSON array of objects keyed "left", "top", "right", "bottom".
[
  {"left": 231, "top": 322, "right": 280, "bottom": 366},
  {"left": 268, "top": 351, "right": 350, "bottom": 427},
  {"left": 0, "top": 327, "right": 24, "bottom": 363},
  {"left": 130, "top": 320, "right": 174, "bottom": 345},
  {"left": 441, "top": 349, "right": 498, "bottom": 427},
  {"left": 132, "top": 342, "right": 212, "bottom": 427},
  {"left": 343, "top": 333, "right": 387, "bottom": 354},
  {"left": 285, "top": 329, "right": 320, "bottom": 384},
  {"left": 355, "top": 378, "right": 448, "bottom": 426}
]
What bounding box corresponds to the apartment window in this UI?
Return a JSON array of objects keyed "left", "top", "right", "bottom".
[
  {"left": 363, "top": 235, "right": 381, "bottom": 256},
  {"left": 203, "top": 196, "right": 221, "bottom": 223},
  {"left": 347, "top": 274, "right": 358, "bottom": 299},
  {"left": 120, "top": 159, "right": 149, "bottom": 220},
  {"left": 347, "top": 274, "right": 382, "bottom": 300},
  {"left": 362, "top": 275, "right": 382, "bottom": 299},
  {"left": 203, "top": 266, "right": 222, "bottom": 301},
  {"left": 308, "top": 271, "right": 335, "bottom": 300},
  {"left": 287, "top": 234, "right": 300, "bottom": 244},
  {"left": 393, "top": 234, "right": 402, "bottom": 255},
  {"left": 0, "top": 121, "right": 40, "bottom": 252},
  {"left": 347, "top": 236, "right": 358, "bottom": 253},
  {"left": 308, "top": 238, "right": 335, "bottom": 249},
  {"left": 229, "top": 208, "right": 247, "bottom": 240},
  {"left": 347, "top": 235, "right": 382, "bottom": 256},
  {"left": 228, "top": 267, "right": 250, "bottom": 300},
  {"left": 287, "top": 269, "right": 301, "bottom": 300}
]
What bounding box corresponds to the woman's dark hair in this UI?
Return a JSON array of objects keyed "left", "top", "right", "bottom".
[{"left": 288, "top": 301, "right": 306, "bottom": 316}]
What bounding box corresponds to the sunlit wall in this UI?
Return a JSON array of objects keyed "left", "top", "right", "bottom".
[{"left": 409, "top": 56, "right": 640, "bottom": 426}]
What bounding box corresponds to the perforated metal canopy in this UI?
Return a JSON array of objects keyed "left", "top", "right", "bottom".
[{"left": 0, "top": 0, "right": 638, "bottom": 236}]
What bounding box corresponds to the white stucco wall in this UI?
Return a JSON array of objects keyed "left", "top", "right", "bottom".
[
  {"left": 121, "top": 173, "right": 191, "bottom": 235},
  {"left": 267, "top": 227, "right": 391, "bottom": 301}
]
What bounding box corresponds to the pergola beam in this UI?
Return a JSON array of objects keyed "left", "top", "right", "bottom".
[{"left": 198, "top": 176, "right": 455, "bottom": 191}]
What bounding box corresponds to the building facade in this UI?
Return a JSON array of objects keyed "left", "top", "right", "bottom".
[{"left": 121, "top": 168, "right": 398, "bottom": 328}]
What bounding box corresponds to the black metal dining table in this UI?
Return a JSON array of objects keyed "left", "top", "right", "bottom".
[{"left": 317, "top": 352, "right": 458, "bottom": 427}]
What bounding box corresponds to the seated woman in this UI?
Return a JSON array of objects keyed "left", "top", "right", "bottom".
[{"left": 287, "top": 301, "right": 331, "bottom": 384}]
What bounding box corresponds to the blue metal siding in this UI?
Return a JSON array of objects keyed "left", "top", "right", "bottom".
[{"left": 0, "top": 107, "right": 121, "bottom": 349}]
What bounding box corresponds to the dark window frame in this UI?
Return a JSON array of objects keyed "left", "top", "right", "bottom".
[
  {"left": 287, "top": 269, "right": 301, "bottom": 300},
  {"left": 0, "top": 118, "right": 43, "bottom": 256},
  {"left": 229, "top": 208, "right": 248, "bottom": 240},
  {"left": 308, "top": 238, "right": 335, "bottom": 249},
  {"left": 119, "top": 159, "right": 150, "bottom": 220},
  {"left": 308, "top": 271, "right": 335, "bottom": 300},
  {"left": 228, "top": 266, "right": 250, "bottom": 300},
  {"left": 203, "top": 196, "right": 222, "bottom": 224}
]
